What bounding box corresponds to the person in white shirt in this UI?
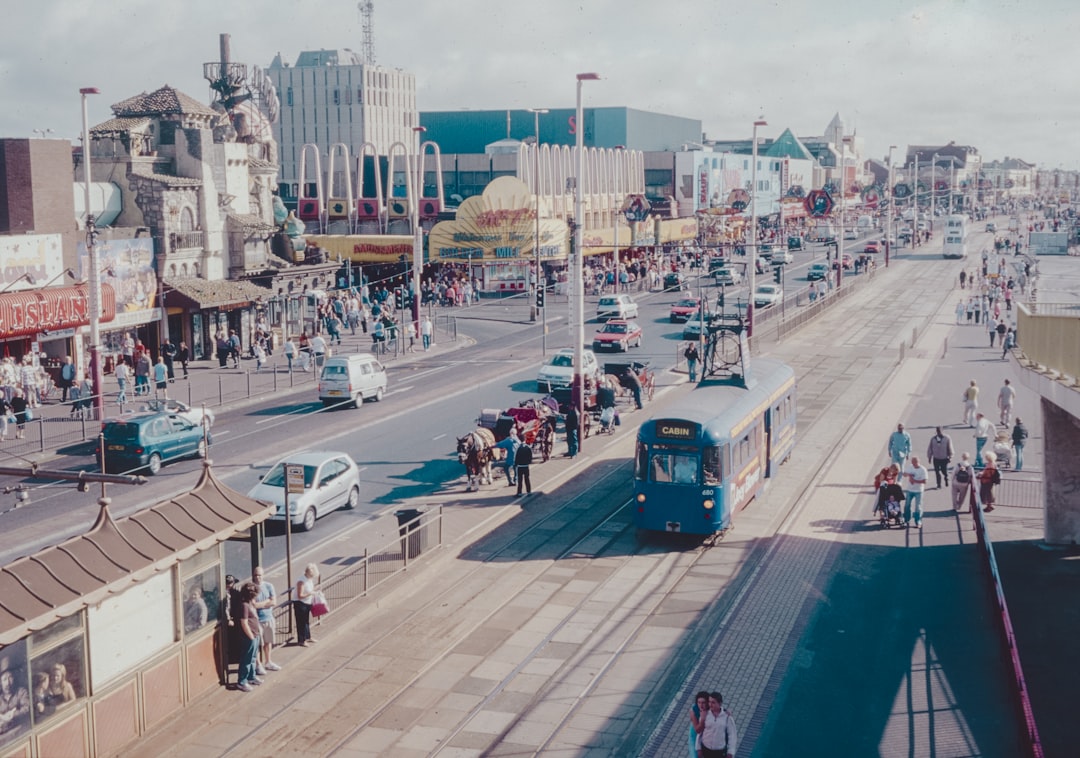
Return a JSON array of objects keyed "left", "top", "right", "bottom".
[
  {"left": 902, "top": 455, "right": 929, "bottom": 528},
  {"left": 309, "top": 333, "right": 327, "bottom": 369},
  {"left": 697, "top": 692, "right": 737, "bottom": 758},
  {"left": 973, "top": 413, "right": 995, "bottom": 468}
]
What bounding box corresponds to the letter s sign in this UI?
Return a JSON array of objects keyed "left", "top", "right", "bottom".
[{"left": 568, "top": 115, "right": 576, "bottom": 136}]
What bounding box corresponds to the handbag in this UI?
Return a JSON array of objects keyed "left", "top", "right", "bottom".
[
  {"left": 24, "top": 406, "right": 33, "bottom": 421},
  {"left": 310, "top": 591, "right": 329, "bottom": 618}
]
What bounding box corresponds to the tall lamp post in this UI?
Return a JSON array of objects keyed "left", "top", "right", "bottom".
[
  {"left": 573, "top": 73, "right": 599, "bottom": 442},
  {"left": 746, "top": 118, "right": 766, "bottom": 338},
  {"left": 527, "top": 108, "right": 548, "bottom": 330},
  {"left": 410, "top": 126, "right": 426, "bottom": 339},
  {"left": 80, "top": 86, "right": 104, "bottom": 422},
  {"left": 886, "top": 145, "right": 896, "bottom": 267},
  {"left": 931, "top": 152, "right": 940, "bottom": 225}
]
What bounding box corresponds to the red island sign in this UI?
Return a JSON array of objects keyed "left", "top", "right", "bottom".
[{"left": 0, "top": 284, "right": 116, "bottom": 338}]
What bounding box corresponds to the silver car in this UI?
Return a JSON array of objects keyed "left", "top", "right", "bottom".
[{"left": 248, "top": 451, "right": 361, "bottom": 532}]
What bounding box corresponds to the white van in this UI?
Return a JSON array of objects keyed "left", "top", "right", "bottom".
[
  {"left": 318, "top": 354, "right": 387, "bottom": 408},
  {"left": 856, "top": 215, "right": 873, "bottom": 230}
]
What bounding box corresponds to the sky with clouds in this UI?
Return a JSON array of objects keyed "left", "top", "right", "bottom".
[{"left": 2, "top": 0, "right": 1076, "bottom": 168}]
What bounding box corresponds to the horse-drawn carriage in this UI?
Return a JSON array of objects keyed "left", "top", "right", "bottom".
[{"left": 456, "top": 399, "right": 557, "bottom": 491}]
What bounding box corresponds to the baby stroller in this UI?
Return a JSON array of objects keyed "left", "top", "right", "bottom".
[
  {"left": 992, "top": 433, "right": 1012, "bottom": 469},
  {"left": 597, "top": 405, "right": 619, "bottom": 434},
  {"left": 875, "top": 482, "right": 905, "bottom": 528}
]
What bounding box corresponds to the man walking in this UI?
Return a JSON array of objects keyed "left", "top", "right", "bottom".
[
  {"left": 902, "top": 455, "right": 929, "bottom": 528},
  {"left": 961, "top": 380, "right": 979, "bottom": 426},
  {"left": 684, "top": 342, "right": 700, "bottom": 383},
  {"left": 997, "top": 378, "right": 1016, "bottom": 426},
  {"left": 1011, "top": 417, "right": 1028, "bottom": 471},
  {"left": 974, "top": 412, "right": 995, "bottom": 468},
  {"left": 926, "top": 426, "right": 954, "bottom": 489},
  {"left": 160, "top": 339, "right": 177, "bottom": 382},
  {"left": 514, "top": 441, "right": 533, "bottom": 496},
  {"left": 888, "top": 423, "right": 911, "bottom": 467},
  {"left": 421, "top": 316, "right": 433, "bottom": 351},
  {"left": 697, "top": 692, "right": 738, "bottom": 758}
]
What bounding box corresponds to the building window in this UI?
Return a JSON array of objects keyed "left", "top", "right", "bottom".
[
  {"left": 333, "top": 89, "right": 340, "bottom": 106},
  {"left": 357, "top": 87, "right": 363, "bottom": 104},
  {"left": 286, "top": 87, "right": 293, "bottom": 107}
]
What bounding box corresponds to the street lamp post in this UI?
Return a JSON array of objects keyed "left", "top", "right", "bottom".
[
  {"left": 80, "top": 86, "right": 104, "bottom": 422},
  {"left": 410, "top": 126, "right": 426, "bottom": 341},
  {"left": 931, "top": 153, "right": 940, "bottom": 225},
  {"left": 573, "top": 73, "right": 599, "bottom": 444},
  {"left": 836, "top": 138, "right": 845, "bottom": 291},
  {"left": 528, "top": 108, "right": 548, "bottom": 330},
  {"left": 747, "top": 118, "right": 766, "bottom": 338},
  {"left": 913, "top": 153, "right": 920, "bottom": 247},
  {"left": 886, "top": 145, "right": 896, "bottom": 267}
]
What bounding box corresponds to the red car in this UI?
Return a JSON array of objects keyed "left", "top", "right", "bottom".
[
  {"left": 592, "top": 320, "right": 643, "bottom": 352},
  {"left": 864, "top": 240, "right": 880, "bottom": 254},
  {"left": 832, "top": 253, "right": 854, "bottom": 270},
  {"left": 668, "top": 298, "right": 702, "bottom": 323}
]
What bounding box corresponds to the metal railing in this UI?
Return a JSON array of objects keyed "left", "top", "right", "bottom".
[{"left": 270, "top": 508, "right": 443, "bottom": 640}]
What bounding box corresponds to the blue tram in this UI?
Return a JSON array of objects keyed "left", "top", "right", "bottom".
[{"left": 633, "top": 357, "right": 796, "bottom": 534}]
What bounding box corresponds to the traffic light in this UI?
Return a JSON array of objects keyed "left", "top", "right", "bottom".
[
  {"left": 717, "top": 288, "right": 725, "bottom": 308},
  {"left": 395, "top": 288, "right": 405, "bottom": 310},
  {"left": 536, "top": 286, "right": 545, "bottom": 309},
  {"left": 773, "top": 267, "right": 782, "bottom": 284}
]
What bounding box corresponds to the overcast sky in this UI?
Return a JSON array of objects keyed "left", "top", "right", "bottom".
[{"left": 2, "top": 0, "right": 1076, "bottom": 169}]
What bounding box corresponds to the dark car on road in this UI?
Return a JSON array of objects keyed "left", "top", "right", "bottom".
[
  {"left": 96, "top": 412, "right": 210, "bottom": 475},
  {"left": 787, "top": 235, "right": 804, "bottom": 251},
  {"left": 663, "top": 272, "right": 684, "bottom": 291}
]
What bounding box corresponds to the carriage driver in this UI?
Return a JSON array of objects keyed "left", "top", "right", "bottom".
[{"left": 493, "top": 427, "right": 520, "bottom": 487}]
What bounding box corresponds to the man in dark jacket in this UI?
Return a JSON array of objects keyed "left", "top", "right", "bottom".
[
  {"left": 1011, "top": 418, "right": 1029, "bottom": 471},
  {"left": 515, "top": 442, "right": 534, "bottom": 496},
  {"left": 926, "top": 426, "right": 954, "bottom": 488}
]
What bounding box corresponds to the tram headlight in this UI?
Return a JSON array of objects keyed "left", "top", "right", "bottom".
[
  {"left": 702, "top": 499, "right": 714, "bottom": 510},
  {"left": 636, "top": 493, "right": 646, "bottom": 503}
]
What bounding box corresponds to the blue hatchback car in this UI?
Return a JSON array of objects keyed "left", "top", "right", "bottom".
[{"left": 96, "top": 412, "right": 211, "bottom": 475}]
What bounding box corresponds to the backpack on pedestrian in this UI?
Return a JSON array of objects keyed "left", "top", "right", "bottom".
[{"left": 954, "top": 465, "right": 971, "bottom": 485}]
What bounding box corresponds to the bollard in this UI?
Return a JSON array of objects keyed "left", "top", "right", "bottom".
[
  {"left": 942, "top": 336, "right": 948, "bottom": 359},
  {"left": 899, "top": 341, "right": 906, "bottom": 364},
  {"left": 246, "top": 370, "right": 251, "bottom": 398},
  {"left": 218, "top": 375, "right": 223, "bottom": 406},
  {"left": 911, "top": 327, "right": 917, "bottom": 349},
  {"left": 187, "top": 380, "right": 193, "bottom": 406}
]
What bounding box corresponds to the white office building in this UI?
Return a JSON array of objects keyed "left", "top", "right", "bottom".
[{"left": 266, "top": 48, "right": 418, "bottom": 199}]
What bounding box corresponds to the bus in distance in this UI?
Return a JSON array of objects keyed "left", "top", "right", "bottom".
[{"left": 942, "top": 213, "right": 968, "bottom": 259}]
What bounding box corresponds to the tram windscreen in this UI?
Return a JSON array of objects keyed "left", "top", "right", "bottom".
[{"left": 647, "top": 445, "right": 699, "bottom": 485}]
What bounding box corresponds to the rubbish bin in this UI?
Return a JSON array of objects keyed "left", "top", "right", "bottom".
[{"left": 395, "top": 508, "right": 428, "bottom": 560}]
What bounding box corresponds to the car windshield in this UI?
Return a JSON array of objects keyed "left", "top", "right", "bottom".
[
  {"left": 549, "top": 354, "right": 573, "bottom": 367},
  {"left": 675, "top": 299, "right": 697, "bottom": 308},
  {"left": 599, "top": 298, "right": 617, "bottom": 306},
  {"left": 261, "top": 463, "right": 316, "bottom": 488},
  {"left": 602, "top": 323, "right": 627, "bottom": 334},
  {"left": 103, "top": 422, "right": 140, "bottom": 443}
]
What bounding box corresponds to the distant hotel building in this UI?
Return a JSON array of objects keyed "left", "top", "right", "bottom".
[{"left": 266, "top": 49, "right": 418, "bottom": 201}]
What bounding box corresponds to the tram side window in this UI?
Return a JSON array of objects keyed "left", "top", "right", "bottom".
[{"left": 703, "top": 445, "right": 723, "bottom": 484}]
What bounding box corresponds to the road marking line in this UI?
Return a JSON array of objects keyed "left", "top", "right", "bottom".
[{"left": 432, "top": 433, "right": 446, "bottom": 441}]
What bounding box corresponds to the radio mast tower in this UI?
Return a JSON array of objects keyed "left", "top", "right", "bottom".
[{"left": 358, "top": 1, "right": 375, "bottom": 65}]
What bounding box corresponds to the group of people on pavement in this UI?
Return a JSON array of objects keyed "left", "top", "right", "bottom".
[
  {"left": 224, "top": 567, "right": 285, "bottom": 693},
  {"left": 881, "top": 390, "right": 1027, "bottom": 527}
]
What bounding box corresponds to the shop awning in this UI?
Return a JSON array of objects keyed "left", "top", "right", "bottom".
[
  {"left": 0, "top": 284, "right": 116, "bottom": 339},
  {"left": 0, "top": 465, "right": 274, "bottom": 647},
  {"left": 163, "top": 277, "right": 271, "bottom": 311}
]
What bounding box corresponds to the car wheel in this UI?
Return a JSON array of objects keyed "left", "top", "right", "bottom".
[
  {"left": 374, "top": 387, "right": 384, "bottom": 402},
  {"left": 353, "top": 393, "right": 363, "bottom": 409},
  {"left": 147, "top": 453, "right": 162, "bottom": 475},
  {"left": 300, "top": 507, "right": 316, "bottom": 532},
  {"left": 196, "top": 439, "right": 207, "bottom": 459},
  {"left": 345, "top": 486, "right": 359, "bottom": 510}
]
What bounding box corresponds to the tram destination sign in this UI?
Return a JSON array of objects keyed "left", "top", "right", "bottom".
[{"left": 655, "top": 420, "right": 698, "bottom": 441}]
